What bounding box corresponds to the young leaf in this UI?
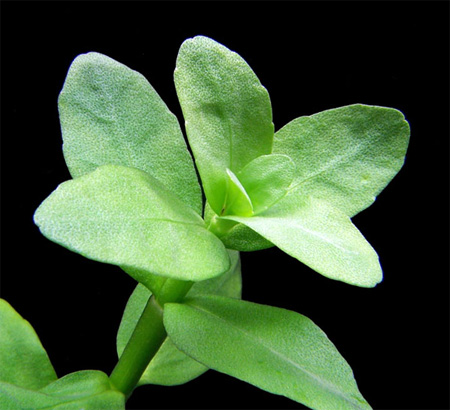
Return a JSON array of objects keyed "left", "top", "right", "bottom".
[
  {"left": 0, "top": 370, "right": 124, "bottom": 410},
  {"left": 59, "top": 52, "right": 202, "bottom": 214},
  {"left": 164, "top": 296, "right": 371, "bottom": 410},
  {"left": 223, "top": 194, "right": 382, "bottom": 287},
  {"left": 0, "top": 299, "right": 57, "bottom": 390},
  {"left": 175, "top": 36, "right": 274, "bottom": 215},
  {"left": 273, "top": 104, "right": 410, "bottom": 217},
  {"left": 222, "top": 169, "right": 253, "bottom": 217},
  {"left": 34, "top": 165, "right": 230, "bottom": 284},
  {"left": 117, "top": 250, "right": 242, "bottom": 386},
  {"left": 238, "top": 154, "right": 295, "bottom": 214},
  {"left": 204, "top": 202, "right": 273, "bottom": 251}
]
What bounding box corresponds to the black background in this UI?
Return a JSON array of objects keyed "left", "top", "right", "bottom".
[{"left": 1, "top": 2, "right": 449, "bottom": 409}]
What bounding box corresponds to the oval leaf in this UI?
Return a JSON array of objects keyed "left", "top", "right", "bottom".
[
  {"left": 34, "top": 165, "right": 230, "bottom": 284},
  {"left": 223, "top": 194, "right": 382, "bottom": 287},
  {"left": 59, "top": 52, "right": 202, "bottom": 214},
  {"left": 164, "top": 296, "right": 371, "bottom": 410},
  {"left": 175, "top": 36, "right": 274, "bottom": 214},
  {"left": 273, "top": 104, "right": 410, "bottom": 217},
  {"left": 117, "top": 250, "right": 242, "bottom": 386},
  {"left": 0, "top": 299, "right": 57, "bottom": 390}
]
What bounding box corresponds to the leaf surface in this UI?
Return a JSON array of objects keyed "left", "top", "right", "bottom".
[
  {"left": 0, "top": 370, "right": 124, "bottom": 410},
  {"left": 273, "top": 104, "right": 410, "bottom": 217},
  {"left": 59, "top": 52, "right": 202, "bottom": 214},
  {"left": 223, "top": 194, "right": 382, "bottom": 287},
  {"left": 175, "top": 36, "right": 274, "bottom": 214},
  {"left": 164, "top": 296, "right": 371, "bottom": 410},
  {"left": 34, "top": 165, "right": 230, "bottom": 283},
  {"left": 0, "top": 299, "right": 57, "bottom": 390},
  {"left": 117, "top": 250, "right": 242, "bottom": 386},
  {"left": 238, "top": 154, "right": 295, "bottom": 214},
  {"left": 222, "top": 169, "right": 253, "bottom": 217}
]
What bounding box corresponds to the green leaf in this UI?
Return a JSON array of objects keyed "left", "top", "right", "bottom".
[
  {"left": 0, "top": 370, "right": 125, "bottom": 410},
  {"left": 0, "top": 299, "right": 57, "bottom": 390},
  {"left": 117, "top": 250, "right": 242, "bottom": 386},
  {"left": 59, "top": 52, "right": 202, "bottom": 214},
  {"left": 34, "top": 165, "right": 230, "bottom": 284},
  {"left": 222, "top": 169, "right": 253, "bottom": 217},
  {"left": 175, "top": 36, "right": 274, "bottom": 215},
  {"left": 238, "top": 154, "right": 295, "bottom": 214},
  {"left": 223, "top": 194, "right": 382, "bottom": 287},
  {"left": 273, "top": 104, "right": 410, "bottom": 217},
  {"left": 164, "top": 296, "right": 371, "bottom": 410}
]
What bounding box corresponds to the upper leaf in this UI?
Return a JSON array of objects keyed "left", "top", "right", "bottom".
[
  {"left": 175, "top": 36, "right": 274, "bottom": 214},
  {"left": 238, "top": 154, "right": 295, "bottom": 214},
  {"left": 34, "top": 165, "right": 230, "bottom": 284},
  {"left": 59, "top": 52, "right": 202, "bottom": 214},
  {"left": 164, "top": 296, "right": 371, "bottom": 410},
  {"left": 223, "top": 194, "right": 382, "bottom": 287},
  {"left": 0, "top": 370, "right": 125, "bottom": 410},
  {"left": 0, "top": 299, "right": 57, "bottom": 390},
  {"left": 222, "top": 169, "right": 253, "bottom": 217},
  {"left": 117, "top": 250, "right": 242, "bottom": 387},
  {"left": 273, "top": 104, "right": 410, "bottom": 217}
]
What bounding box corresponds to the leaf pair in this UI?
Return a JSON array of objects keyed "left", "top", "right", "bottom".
[
  {"left": 34, "top": 50, "right": 233, "bottom": 296},
  {"left": 175, "top": 36, "right": 409, "bottom": 287},
  {"left": 116, "top": 259, "right": 372, "bottom": 409},
  {"left": 0, "top": 299, "right": 125, "bottom": 409}
]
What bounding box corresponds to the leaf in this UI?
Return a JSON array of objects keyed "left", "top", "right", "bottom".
[
  {"left": 34, "top": 165, "right": 230, "bottom": 284},
  {"left": 238, "top": 154, "right": 295, "bottom": 214},
  {"left": 59, "top": 52, "right": 202, "bottom": 214},
  {"left": 164, "top": 296, "right": 371, "bottom": 410},
  {"left": 222, "top": 169, "right": 253, "bottom": 217},
  {"left": 223, "top": 194, "right": 382, "bottom": 287},
  {"left": 175, "top": 36, "right": 274, "bottom": 215},
  {"left": 0, "top": 299, "right": 57, "bottom": 390},
  {"left": 0, "top": 370, "right": 125, "bottom": 410},
  {"left": 273, "top": 104, "right": 410, "bottom": 217},
  {"left": 117, "top": 250, "right": 242, "bottom": 386}
]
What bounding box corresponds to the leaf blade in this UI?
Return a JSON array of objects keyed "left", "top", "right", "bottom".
[
  {"left": 223, "top": 194, "right": 382, "bottom": 287},
  {"left": 238, "top": 154, "right": 295, "bottom": 214},
  {"left": 59, "top": 52, "right": 202, "bottom": 214},
  {"left": 164, "top": 296, "right": 371, "bottom": 410},
  {"left": 175, "top": 36, "right": 274, "bottom": 214},
  {"left": 0, "top": 370, "right": 125, "bottom": 410},
  {"left": 0, "top": 299, "right": 57, "bottom": 390},
  {"left": 273, "top": 104, "right": 410, "bottom": 217},
  {"left": 34, "top": 165, "right": 230, "bottom": 283}
]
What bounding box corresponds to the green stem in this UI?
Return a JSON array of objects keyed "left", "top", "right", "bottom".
[
  {"left": 110, "top": 295, "right": 166, "bottom": 398},
  {"left": 110, "top": 278, "right": 193, "bottom": 398}
]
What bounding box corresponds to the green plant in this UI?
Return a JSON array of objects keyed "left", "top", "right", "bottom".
[{"left": 0, "top": 36, "right": 409, "bottom": 409}]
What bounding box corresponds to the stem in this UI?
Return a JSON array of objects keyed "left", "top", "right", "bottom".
[
  {"left": 109, "top": 278, "right": 193, "bottom": 398},
  {"left": 110, "top": 295, "right": 166, "bottom": 398}
]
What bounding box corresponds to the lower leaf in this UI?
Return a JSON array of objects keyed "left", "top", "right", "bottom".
[
  {"left": 117, "top": 250, "right": 242, "bottom": 386},
  {"left": 164, "top": 295, "right": 371, "bottom": 410},
  {"left": 0, "top": 299, "right": 57, "bottom": 390},
  {"left": 0, "top": 370, "right": 124, "bottom": 410}
]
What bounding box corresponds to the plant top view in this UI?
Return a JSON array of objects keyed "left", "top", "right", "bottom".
[{"left": 0, "top": 36, "right": 409, "bottom": 409}]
